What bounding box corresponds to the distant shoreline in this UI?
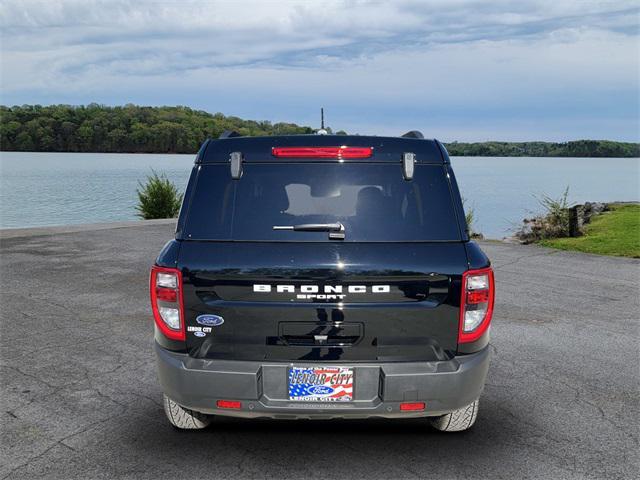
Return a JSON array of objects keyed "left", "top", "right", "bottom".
[
  {"left": 2, "top": 104, "right": 639, "bottom": 158},
  {"left": 1, "top": 150, "right": 638, "bottom": 159}
]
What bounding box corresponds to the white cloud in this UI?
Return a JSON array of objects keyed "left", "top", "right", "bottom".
[{"left": 0, "top": 0, "right": 638, "bottom": 140}]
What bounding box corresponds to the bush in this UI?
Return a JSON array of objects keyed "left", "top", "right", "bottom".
[
  {"left": 515, "top": 186, "right": 573, "bottom": 242},
  {"left": 462, "top": 197, "right": 482, "bottom": 238},
  {"left": 534, "top": 186, "right": 571, "bottom": 237},
  {"left": 136, "top": 170, "right": 183, "bottom": 219}
]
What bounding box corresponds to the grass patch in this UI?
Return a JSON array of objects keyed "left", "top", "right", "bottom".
[{"left": 539, "top": 204, "right": 640, "bottom": 258}]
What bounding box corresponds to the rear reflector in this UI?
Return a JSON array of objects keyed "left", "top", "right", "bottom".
[
  {"left": 217, "top": 400, "right": 242, "bottom": 409},
  {"left": 272, "top": 146, "right": 373, "bottom": 159},
  {"left": 400, "top": 402, "right": 425, "bottom": 411}
]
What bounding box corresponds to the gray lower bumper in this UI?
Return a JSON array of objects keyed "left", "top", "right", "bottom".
[{"left": 155, "top": 343, "right": 490, "bottom": 419}]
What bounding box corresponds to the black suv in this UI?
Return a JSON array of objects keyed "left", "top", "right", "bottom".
[{"left": 150, "top": 132, "right": 494, "bottom": 431}]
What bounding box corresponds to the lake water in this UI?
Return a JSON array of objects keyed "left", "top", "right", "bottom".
[{"left": 1, "top": 152, "right": 638, "bottom": 238}]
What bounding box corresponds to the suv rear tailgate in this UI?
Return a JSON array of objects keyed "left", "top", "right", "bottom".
[{"left": 179, "top": 242, "right": 467, "bottom": 362}]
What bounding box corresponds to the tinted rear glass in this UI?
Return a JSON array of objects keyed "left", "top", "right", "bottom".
[{"left": 184, "top": 163, "right": 461, "bottom": 241}]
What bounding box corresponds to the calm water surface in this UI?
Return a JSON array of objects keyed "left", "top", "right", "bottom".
[{"left": 1, "top": 152, "right": 638, "bottom": 238}]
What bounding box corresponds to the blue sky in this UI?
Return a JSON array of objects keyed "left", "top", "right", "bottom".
[{"left": 1, "top": 0, "right": 638, "bottom": 141}]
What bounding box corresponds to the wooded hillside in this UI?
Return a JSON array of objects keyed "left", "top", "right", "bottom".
[{"left": 2, "top": 104, "right": 638, "bottom": 157}]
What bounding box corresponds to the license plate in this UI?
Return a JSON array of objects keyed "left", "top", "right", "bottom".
[{"left": 288, "top": 366, "right": 354, "bottom": 402}]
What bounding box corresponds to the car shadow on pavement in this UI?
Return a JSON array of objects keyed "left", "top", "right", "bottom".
[{"left": 109, "top": 405, "right": 524, "bottom": 479}]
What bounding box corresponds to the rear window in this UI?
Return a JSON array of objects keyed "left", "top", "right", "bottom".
[{"left": 183, "top": 163, "right": 461, "bottom": 242}]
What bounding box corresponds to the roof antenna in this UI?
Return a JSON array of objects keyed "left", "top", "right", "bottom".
[{"left": 317, "top": 107, "right": 328, "bottom": 135}]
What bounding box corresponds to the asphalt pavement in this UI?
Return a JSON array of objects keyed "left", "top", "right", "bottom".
[{"left": 1, "top": 221, "right": 638, "bottom": 479}]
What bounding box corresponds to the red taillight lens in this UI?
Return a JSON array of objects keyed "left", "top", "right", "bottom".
[
  {"left": 459, "top": 267, "right": 495, "bottom": 344},
  {"left": 271, "top": 146, "right": 373, "bottom": 159},
  {"left": 400, "top": 402, "right": 425, "bottom": 411},
  {"left": 156, "top": 287, "right": 177, "bottom": 302},
  {"left": 466, "top": 290, "right": 490, "bottom": 304},
  {"left": 217, "top": 400, "right": 242, "bottom": 409},
  {"left": 150, "top": 265, "right": 185, "bottom": 341}
]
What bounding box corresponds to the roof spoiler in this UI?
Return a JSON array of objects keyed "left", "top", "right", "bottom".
[
  {"left": 401, "top": 130, "right": 424, "bottom": 139},
  {"left": 219, "top": 130, "right": 242, "bottom": 139}
]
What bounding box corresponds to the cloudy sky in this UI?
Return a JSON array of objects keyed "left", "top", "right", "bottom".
[{"left": 1, "top": 0, "right": 638, "bottom": 141}]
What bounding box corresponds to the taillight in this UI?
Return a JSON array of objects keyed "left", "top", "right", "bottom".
[
  {"left": 150, "top": 265, "right": 185, "bottom": 341},
  {"left": 459, "top": 267, "right": 495, "bottom": 343},
  {"left": 271, "top": 146, "right": 373, "bottom": 159}
]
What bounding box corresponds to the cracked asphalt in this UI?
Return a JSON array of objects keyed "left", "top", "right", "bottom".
[{"left": 1, "top": 221, "right": 638, "bottom": 479}]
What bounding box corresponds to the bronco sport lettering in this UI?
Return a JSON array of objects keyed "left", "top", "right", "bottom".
[{"left": 253, "top": 284, "right": 391, "bottom": 300}]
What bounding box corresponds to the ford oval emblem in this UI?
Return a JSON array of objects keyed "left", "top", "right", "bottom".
[
  {"left": 193, "top": 331, "right": 206, "bottom": 337},
  {"left": 307, "top": 385, "right": 333, "bottom": 395},
  {"left": 196, "top": 314, "right": 224, "bottom": 327}
]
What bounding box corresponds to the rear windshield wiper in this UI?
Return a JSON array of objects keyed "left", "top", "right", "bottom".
[{"left": 273, "top": 223, "right": 345, "bottom": 240}]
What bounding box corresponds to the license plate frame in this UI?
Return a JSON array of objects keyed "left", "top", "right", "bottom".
[{"left": 287, "top": 366, "right": 354, "bottom": 402}]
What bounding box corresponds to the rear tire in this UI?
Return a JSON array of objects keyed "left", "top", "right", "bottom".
[
  {"left": 429, "top": 399, "right": 479, "bottom": 432},
  {"left": 163, "top": 394, "right": 212, "bottom": 430}
]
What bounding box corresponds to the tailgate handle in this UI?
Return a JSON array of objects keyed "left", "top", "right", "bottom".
[
  {"left": 282, "top": 334, "right": 360, "bottom": 346},
  {"left": 279, "top": 323, "right": 362, "bottom": 346}
]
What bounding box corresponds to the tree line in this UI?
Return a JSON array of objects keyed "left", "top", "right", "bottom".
[
  {"left": 444, "top": 140, "right": 639, "bottom": 158},
  {"left": 0, "top": 104, "right": 314, "bottom": 154},
  {"left": 1, "top": 104, "right": 638, "bottom": 157}
]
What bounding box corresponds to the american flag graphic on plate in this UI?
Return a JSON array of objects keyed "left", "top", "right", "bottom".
[{"left": 288, "top": 366, "right": 354, "bottom": 402}]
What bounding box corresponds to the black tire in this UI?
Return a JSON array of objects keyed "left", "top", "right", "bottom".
[
  {"left": 429, "top": 399, "right": 479, "bottom": 432},
  {"left": 163, "top": 394, "right": 212, "bottom": 430}
]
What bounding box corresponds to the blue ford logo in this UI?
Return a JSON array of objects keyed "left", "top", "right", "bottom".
[
  {"left": 196, "top": 314, "right": 224, "bottom": 327},
  {"left": 307, "top": 385, "right": 333, "bottom": 395},
  {"left": 193, "top": 331, "right": 206, "bottom": 337}
]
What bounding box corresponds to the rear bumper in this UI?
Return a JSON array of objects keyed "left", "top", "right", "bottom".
[{"left": 155, "top": 342, "right": 490, "bottom": 419}]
